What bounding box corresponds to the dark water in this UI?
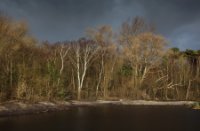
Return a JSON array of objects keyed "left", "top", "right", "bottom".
[{"left": 0, "top": 105, "right": 199, "bottom": 131}]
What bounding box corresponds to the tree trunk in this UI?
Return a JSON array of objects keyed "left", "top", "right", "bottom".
[
  {"left": 77, "top": 87, "right": 81, "bottom": 100},
  {"left": 175, "top": 87, "right": 179, "bottom": 100},
  {"left": 96, "top": 52, "right": 104, "bottom": 98},
  {"left": 165, "top": 88, "right": 168, "bottom": 100},
  {"left": 186, "top": 80, "right": 192, "bottom": 100}
]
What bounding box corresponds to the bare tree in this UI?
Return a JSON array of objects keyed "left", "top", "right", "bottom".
[
  {"left": 56, "top": 43, "right": 70, "bottom": 86},
  {"left": 59, "top": 44, "right": 70, "bottom": 75},
  {"left": 87, "top": 25, "right": 117, "bottom": 98},
  {"left": 69, "top": 39, "right": 99, "bottom": 100}
]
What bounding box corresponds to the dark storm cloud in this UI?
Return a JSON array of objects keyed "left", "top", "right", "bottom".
[
  {"left": 0, "top": 0, "right": 200, "bottom": 50},
  {"left": 136, "top": 0, "right": 200, "bottom": 49},
  {"left": 0, "top": 0, "right": 117, "bottom": 41}
]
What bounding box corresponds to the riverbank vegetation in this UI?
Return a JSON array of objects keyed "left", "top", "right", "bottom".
[{"left": 0, "top": 13, "right": 199, "bottom": 102}]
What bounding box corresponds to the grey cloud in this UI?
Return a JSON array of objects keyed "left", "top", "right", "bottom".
[
  {"left": 168, "top": 19, "right": 200, "bottom": 50},
  {"left": 0, "top": 0, "right": 200, "bottom": 50}
]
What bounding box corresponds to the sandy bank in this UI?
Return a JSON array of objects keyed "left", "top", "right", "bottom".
[{"left": 0, "top": 100, "right": 198, "bottom": 117}]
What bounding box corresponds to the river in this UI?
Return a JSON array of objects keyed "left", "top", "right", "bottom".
[{"left": 0, "top": 105, "right": 199, "bottom": 131}]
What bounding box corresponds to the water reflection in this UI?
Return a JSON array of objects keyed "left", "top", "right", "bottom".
[{"left": 0, "top": 105, "right": 199, "bottom": 131}]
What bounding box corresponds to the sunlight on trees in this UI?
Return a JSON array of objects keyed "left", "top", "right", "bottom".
[{"left": 0, "top": 13, "right": 199, "bottom": 102}]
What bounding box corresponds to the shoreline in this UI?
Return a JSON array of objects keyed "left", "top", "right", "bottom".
[{"left": 0, "top": 100, "right": 199, "bottom": 117}]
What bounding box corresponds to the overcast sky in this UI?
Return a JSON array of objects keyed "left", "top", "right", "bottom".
[{"left": 0, "top": 0, "right": 200, "bottom": 50}]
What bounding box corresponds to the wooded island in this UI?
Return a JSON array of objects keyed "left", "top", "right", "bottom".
[{"left": 0, "top": 13, "right": 199, "bottom": 102}]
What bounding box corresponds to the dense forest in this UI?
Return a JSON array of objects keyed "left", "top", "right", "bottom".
[{"left": 0, "top": 13, "right": 199, "bottom": 102}]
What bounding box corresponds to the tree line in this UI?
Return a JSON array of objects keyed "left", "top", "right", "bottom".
[{"left": 0, "top": 13, "right": 199, "bottom": 102}]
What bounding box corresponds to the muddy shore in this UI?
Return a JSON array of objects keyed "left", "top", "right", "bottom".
[{"left": 0, "top": 100, "right": 198, "bottom": 117}]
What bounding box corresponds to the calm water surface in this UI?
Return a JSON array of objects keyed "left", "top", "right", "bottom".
[{"left": 0, "top": 105, "right": 199, "bottom": 131}]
